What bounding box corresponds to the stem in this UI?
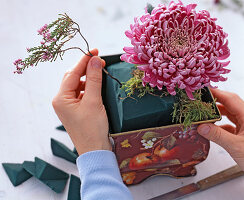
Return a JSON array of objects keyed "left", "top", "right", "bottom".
[
  {"left": 72, "top": 22, "right": 93, "bottom": 56},
  {"left": 61, "top": 46, "right": 88, "bottom": 55},
  {"left": 102, "top": 68, "right": 122, "bottom": 87},
  {"left": 61, "top": 44, "right": 123, "bottom": 86},
  {"left": 70, "top": 24, "right": 123, "bottom": 86}
]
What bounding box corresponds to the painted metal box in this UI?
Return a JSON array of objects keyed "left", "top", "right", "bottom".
[{"left": 101, "top": 54, "right": 221, "bottom": 185}]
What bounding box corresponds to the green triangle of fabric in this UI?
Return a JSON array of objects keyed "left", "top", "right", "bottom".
[
  {"left": 42, "top": 179, "right": 69, "bottom": 193},
  {"left": 51, "top": 138, "right": 77, "bottom": 164},
  {"left": 2, "top": 163, "right": 32, "bottom": 186},
  {"left": 22, "top": 161, "right": 36, "bottom": 176},
  {"left": 23, "top": 159, "right": 69, "bottom": 193},
  {"left": 34, "top": 157, "right": 69, "bottom": 180},
  {"left": 68, "top": 174, "right": 81, "bottom": 200},
  {"left": 56, "top": 125, "right": 66, "bottom": 132},
  {"left": 73, "top": 147, "right": 79, "bottom": 157}
]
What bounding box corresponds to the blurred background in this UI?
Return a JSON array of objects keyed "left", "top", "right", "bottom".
[{"left": 0, "top": 0, "right": 244, "bottom": 199}]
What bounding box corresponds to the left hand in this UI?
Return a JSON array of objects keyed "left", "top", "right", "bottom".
[{"left": 52, "top": 49, "right": 112, "bottom": 155}]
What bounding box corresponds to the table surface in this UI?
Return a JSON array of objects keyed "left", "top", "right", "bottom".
[{"left": 1, "top": 0, "right": 244, "bottom": 199}]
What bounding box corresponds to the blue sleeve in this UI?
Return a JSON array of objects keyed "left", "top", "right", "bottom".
[{"left": 76, "top": 150, "right": 133, "bottom": 200}]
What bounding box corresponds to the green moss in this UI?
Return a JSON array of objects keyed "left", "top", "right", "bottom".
[
  {"left": 172, "top": 88, "right": 218, "bottom": 129},
  {"left": 121, "top": 67, "right": 170, "bottom": 98},
  {"left": 121, "top": 67, "right": 155, "bottom": 98}
]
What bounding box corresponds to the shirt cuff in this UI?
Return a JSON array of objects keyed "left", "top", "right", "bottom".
[{"left": 76, "top": 150, "right": 123, "bottom": 181}]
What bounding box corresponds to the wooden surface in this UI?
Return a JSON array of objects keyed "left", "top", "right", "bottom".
[
  {"left": 1, "top": 0, "right": 244, "bottom": 199},
  {"left": 197, "top": 165, "right": 244, "bottom": 191}
]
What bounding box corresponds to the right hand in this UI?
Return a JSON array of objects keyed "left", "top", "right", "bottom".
[{"left": 197, "top": 88, "right": 244, "bottom": 170}]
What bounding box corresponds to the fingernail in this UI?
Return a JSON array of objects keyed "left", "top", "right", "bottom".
[
  {"left": 91, "top": 57, "right": 102, "bottom": 69},
  {"left": 101, "top": 59, "right": 106, "bottom": 67},
  {"left": 198, "top": 124, "right": 211, "bottom": 135}
]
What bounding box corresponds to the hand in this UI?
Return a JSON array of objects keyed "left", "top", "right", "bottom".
[
  {"left": 52, "top": 49, "right": 112, "bottom": 155},
  {"left": 197, "top": 88, "right": 244, "bottom": 170}
]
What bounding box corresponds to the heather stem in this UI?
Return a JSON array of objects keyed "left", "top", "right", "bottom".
[
  {"left": 102, "top": 68, "right": 122, "bottom": 87},
  {"left": 63, "top": 46, "right": 122, "bottom": 87}
]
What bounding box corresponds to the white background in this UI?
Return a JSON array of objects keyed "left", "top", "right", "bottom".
[{"left": 1, "top": 0, "right": 244, "bottom": 199}]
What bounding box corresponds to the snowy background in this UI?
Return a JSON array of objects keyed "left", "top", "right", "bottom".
[{"left": 1, "top": 0, "right": 244, "bottom": 199}]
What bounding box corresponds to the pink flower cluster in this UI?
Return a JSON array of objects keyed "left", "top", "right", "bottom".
[
  {"left": 38, "top": 24, "right": 55, "bottom": 61},
  {"left": 38, "top": 24, "right": 56, "bottom": 45},
  {"left": 121, "top": 1, "right": 230, "bottom": 99},
  {"left": 13, "top": 58, "right": 34, "bottom": 74},
  {"left": 42, "top": 51, "right": 53, "bottom": 61},
  {"left": 13, "top": 24, "right": 57, "bottom": 74},
  {"left": 37, "top": 24, "right": 48, "bottom": 34},
  {"left": 13, "top": 59, "right": 24, "bottom": 74}
]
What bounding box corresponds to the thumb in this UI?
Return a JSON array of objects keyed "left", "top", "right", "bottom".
[
  {"left": 197, "top": 123, "right": 237, "bottom": 152},
  {"left": 84, "top": 56, "right": 103, "bottom": 100}
]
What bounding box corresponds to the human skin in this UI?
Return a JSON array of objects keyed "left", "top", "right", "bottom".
[
  {"left": 52, "top": 48, "right": 112, "bottom": 155},
  {"left": 198, "top": 89, "right": 244, "bottom": 170}
]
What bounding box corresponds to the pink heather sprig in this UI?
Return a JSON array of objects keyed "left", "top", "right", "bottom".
[
  {"left": 38, "top": 24, "right": 57, "bottom": 44},
  {"left": 13, "top": 59, "right": 25, "bottom": 74},
  {"left": 13, "top": 13, "right": 92, "bottom": 74},
  {"left": 13, "top": 13, "right": 123, "bottom": 87},
  {"left": 121, "top": 1, "right": 231, "bottom": 100}
]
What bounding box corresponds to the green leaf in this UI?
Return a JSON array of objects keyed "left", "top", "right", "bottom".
[{"left": 147, "top": 3, "right": 154, "bottom": 14}]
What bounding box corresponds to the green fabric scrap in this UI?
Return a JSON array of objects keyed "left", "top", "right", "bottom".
[
  {"left": 22, "top": 157, "right": 69, "bottom": 193},
  {"left": 67, "top": 174, "right": 81, "bottom": 200},
  {"left": 51, "top": 138, "right": 78, "bottom": 164},
  {"left": 73, "top": 147, "right": 79, "bottom": 157},
  {"left": 56, "top": 125, "right": 66, "bottom": 132},
  {"left": 2, "top": 163, "right": 32, "bottom": 186}
]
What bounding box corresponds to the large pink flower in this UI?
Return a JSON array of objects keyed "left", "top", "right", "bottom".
[{"left": 121, "top": 1, "right": 230, "bottom": 99}]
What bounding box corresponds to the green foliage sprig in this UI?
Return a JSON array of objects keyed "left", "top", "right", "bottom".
[
  {"left": 121, "top": 68, "right": 156, "bottom": 98},
  {"left": 172, "top": 88, "right": 219, "bottom": 129},
  {"left": 13, "top": 13, "right": 92, "bottom": 74}
]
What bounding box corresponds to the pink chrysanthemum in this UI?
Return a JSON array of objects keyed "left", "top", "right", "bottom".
[{"left": 121, "top": 1, "right": 230, "bottom": 99}]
